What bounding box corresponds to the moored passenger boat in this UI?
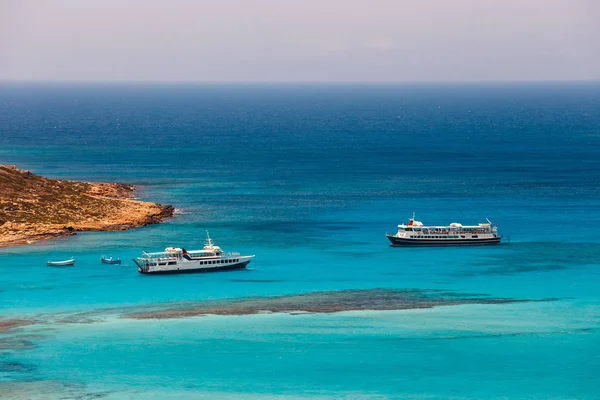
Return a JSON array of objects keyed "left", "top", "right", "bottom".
[
  {"left": 133, "top": 231, "right": 254, "bottom": 275},
  {"left": 387, "top": 214, "right": 501, "bottom": 246}
]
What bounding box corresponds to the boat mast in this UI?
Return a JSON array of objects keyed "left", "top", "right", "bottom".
[{"left": 205, "top": 230, "right": 214, "bottom": 248}]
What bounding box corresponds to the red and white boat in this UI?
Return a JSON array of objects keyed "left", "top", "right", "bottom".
[{"left": 387, "top": 214, "right": 501, "bottom": 246}]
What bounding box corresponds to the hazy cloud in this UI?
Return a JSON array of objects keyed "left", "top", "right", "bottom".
[{"left": 1, "top": 0, "right": 599, "bottom": 82}]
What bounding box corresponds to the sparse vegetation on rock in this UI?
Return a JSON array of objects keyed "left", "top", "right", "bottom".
[{"left": 0, "top": 165, "right": 174, "bottom": 247}]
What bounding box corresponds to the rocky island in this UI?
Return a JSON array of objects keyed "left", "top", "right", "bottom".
[{"left": 0, "top": 165, "right": 174, "bottom": 247}]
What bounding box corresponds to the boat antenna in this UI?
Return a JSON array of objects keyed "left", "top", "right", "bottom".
[{"left": 205, "top": 230, "right": 214, "bottom": 247}]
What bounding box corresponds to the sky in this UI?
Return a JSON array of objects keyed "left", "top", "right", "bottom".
[{"left": 1, "top": 0, "right": 599, "bottom": 82}]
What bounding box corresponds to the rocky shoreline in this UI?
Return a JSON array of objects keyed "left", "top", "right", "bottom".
[{"left": 0, "top": 165, "right": 174, "bottom": 247}]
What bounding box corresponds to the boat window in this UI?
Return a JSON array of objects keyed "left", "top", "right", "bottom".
[{"left": 473, "top": 235, "right": 478, "bottom": 238}]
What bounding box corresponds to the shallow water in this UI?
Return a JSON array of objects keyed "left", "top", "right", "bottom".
[{"left": 1, "top": 83, "right": 599, "bottom": 398}]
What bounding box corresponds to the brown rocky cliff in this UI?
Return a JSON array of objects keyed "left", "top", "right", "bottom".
[{"left": 0, "top": 165, "right": 174, "bottom": 247}]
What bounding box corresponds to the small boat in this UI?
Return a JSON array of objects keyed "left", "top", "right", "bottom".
[
  {"left": 47, "top": 258, "right": 75, "bottom": 266},
  {"left": 101, "top": 256, "right": 122, "bottom": 265}
]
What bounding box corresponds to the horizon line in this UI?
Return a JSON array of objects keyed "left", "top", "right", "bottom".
[{"left": 1, "top": 79, "right": 599, "bottom": 85}]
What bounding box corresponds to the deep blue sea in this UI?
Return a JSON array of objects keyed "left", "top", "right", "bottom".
[{"left": 1, "top": 83, "right": 599, "bottom": 399}]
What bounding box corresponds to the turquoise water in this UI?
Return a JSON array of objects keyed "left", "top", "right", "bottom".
[{"left": 1, "top": 83, "right": 600, "bottom": 399}]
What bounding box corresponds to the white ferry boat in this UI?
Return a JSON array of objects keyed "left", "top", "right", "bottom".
[
  {"left": 387, "top": 214, "right": 501, "bottom": 246},
  {"left": 133, "top": 232, "right": 254, "bottom": 275}
]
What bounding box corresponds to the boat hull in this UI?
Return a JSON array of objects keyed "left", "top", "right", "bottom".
[
  {"left": 47, "top": 260, "right": 75, "bottom": 266},
  {"left": 101, "top": 259, "right": 122, "bottom": 264},
  {"left": 135, "top": 260, "right": 251, "bottom": 275},
  {"left": 387, "top": 234, "right": 501, "bottom": 246}
]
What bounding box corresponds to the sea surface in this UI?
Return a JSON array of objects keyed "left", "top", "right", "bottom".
[{"left": 1, "top": 82, "right": 599, "bottom": 399}]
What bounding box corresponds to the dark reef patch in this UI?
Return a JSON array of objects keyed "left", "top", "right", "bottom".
[
  {"left": 0, "top": 319, "right": 33, "bottom": 333},
  {"left": 0, "top": 360, "right": 36, "bottom": 373},
  {"left": 0, "top": 336, "right": 38, "bottom": 351},
  {"left": 124, "top": 288, "right": 553, "bottom": 320},
  {"left": 381, "top": 327, "right": 596, "bottom": 342},
  {"left": 456, "top": 242, "right": 600, "bottom": 276},
  {"left": 0, "top": 380, "right": 110, "bottom": 400}
]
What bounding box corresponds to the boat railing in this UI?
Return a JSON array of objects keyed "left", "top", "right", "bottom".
[
  {"left": 138, "top": 255, "right": 179, "bottom": 262},
  {"left": 402, "top": 228, "right": 493, "bottom": 235},
  {"left": 139, "top": 251, "right": 241, "bottom": 261}
]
